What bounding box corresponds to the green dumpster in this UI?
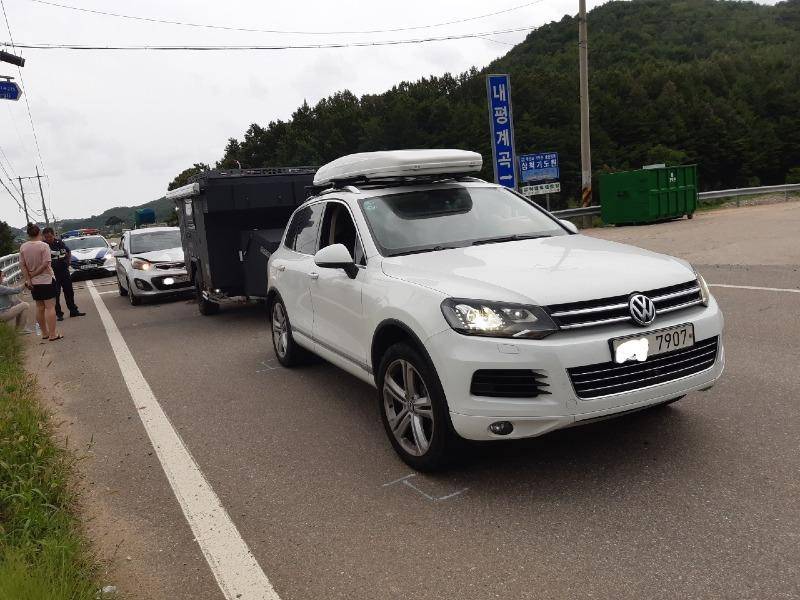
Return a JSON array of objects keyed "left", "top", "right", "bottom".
[{"left": 600, "top": 164, "right": 698, "bottom": 225}]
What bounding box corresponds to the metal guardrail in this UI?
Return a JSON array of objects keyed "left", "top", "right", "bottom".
[
  {"left": 0, "top": 252, "right": 22, "bottom": 284},
  {"left": 550, "top": 183, "right": 800, "bottom": 219},
  {"left": 697, "top": 183, "right": 800, "bottom": 201}
]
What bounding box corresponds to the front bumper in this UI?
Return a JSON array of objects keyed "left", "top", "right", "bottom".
[
  {"left": 70, "top": 263, "right": 116, "bottom": 278},
  {"left": 425, "top": 297, "right": 725, "bottom": 441},
  {"left": 129, "top": 268, "right": 191, "bottom": 297}
]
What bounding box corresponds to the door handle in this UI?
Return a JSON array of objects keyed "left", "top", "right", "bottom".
[
  {"left": 309, "top": 272, "right": 319, "bottom": 280},
  {"left": 276, "top": 264, "right": 286, "bottom": 272}
]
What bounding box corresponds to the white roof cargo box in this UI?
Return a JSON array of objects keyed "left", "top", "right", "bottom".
[{"left": 313, "top": 149, "right": 483, "bottom": 186}]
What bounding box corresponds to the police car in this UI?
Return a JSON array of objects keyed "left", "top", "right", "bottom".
[{"left": 62, "top": 230, "right": 117, "bottom": 279}]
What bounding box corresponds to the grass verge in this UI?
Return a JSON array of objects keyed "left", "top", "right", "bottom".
[{"left": 0, "top": 323, "right": 101, "bottom": 600}]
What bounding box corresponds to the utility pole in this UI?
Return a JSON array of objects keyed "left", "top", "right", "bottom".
[
  {"left": 578, "top": 0, "right": 592, "bottom": 207},
  {"left": 17, "top": 176, "right": 30, "bottom": 223},
  {"left": 35, "top": 166, "right": 49, "bottom": 226}
]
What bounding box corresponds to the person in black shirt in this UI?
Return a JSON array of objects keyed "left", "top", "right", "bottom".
[{"left": 43, "top": 227, "right": 85, "bottom": 321}]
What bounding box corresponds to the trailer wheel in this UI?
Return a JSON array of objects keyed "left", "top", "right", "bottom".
[{"left": 195, "top": 279, "right": 219, "bottom": 316}]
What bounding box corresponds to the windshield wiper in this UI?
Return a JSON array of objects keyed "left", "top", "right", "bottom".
[
  {"left": 391, "top": 245, "right": 461, "bottom": 257},
  {"left": 471, "top": 234, "right": 550, "bottom": 246}
]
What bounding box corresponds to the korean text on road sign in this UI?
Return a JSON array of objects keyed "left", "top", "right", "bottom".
[{"left": 486, "top": 74, "right": 517, "bottom": 189}]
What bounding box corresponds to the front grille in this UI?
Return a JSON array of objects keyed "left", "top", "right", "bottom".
[
  {"left": 568, "top": 336, "right": 718, "bottom": 399},
  {"left": 548, "top": 280, "right": 703, "bottom": 330},
  {"left": 470, "top": 369, "right": 550, "bottom": 398},
  {"left": 155, "top": 262, "right": 185, "bottom": 270}
]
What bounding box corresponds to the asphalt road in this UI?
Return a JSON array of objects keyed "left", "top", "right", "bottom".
[{"left": 28, "top": 201, "right": 800, "bottom": 600}]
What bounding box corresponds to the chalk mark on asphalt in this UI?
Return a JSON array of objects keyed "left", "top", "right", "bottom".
[
  {"left": 710, "top": 283, "right": 800, "bottom": 294},
  {"left": 383, "top": 473, "right": 469, "bottom": 502},
  {"left": 256, "top": 359, "right": 279, "bottom": 373},
  {"left": 87, "top": 281, "right": 281, "bottom": 600}
]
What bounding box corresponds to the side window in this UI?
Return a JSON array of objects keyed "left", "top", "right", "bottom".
[
  {"left": 319, "top": 202, "right": 366, "bottom": 266},
  {"left": 285, "top": 204, "right": 323, "bottom": 255}
]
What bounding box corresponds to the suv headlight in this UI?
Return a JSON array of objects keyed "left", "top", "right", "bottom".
[
  {"left": 696, "top": 272, "right": 710, "bottom": 306},
  {"left": 131, "top": 258, "right": 152, "bottom": 271},
  {"left": 441, "top": 298, "right": 559, "bottom": 339}
]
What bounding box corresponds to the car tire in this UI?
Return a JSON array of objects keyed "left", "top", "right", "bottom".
[
  {"left": 377, "top": 342, "right": 458, "bottom": 472},
  {"left": 270, "top": 294, "right": 306, "bottom": 367},
  {"left": 195, "top": 279, "right": 219, "bottom": 316},
  {"left": 117, "top": 273, "right": 128, "bottom": 296},
  {"left": 127, "top": 278, "right": 141, "bottom": 306}
]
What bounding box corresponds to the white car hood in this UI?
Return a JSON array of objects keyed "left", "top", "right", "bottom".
[
  {"left": 380, "top": 234, "right": 696, "bottom": 306},
  {"left": 131, "top": 247, "right": 184, "bottom": 262},
  {"left": 71, "top": 247, "right": 111, "bottom": 259}
]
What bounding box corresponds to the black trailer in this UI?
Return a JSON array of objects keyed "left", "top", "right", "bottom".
[{"left": 169, "top": 167, "right": 315, "bottom": 315}]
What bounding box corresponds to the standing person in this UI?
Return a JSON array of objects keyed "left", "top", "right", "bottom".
[
  {"left": 0, "top": 268, "right": 32, "bottom": 333},
  {"left": 43, "top": 227, "right": 85, "bottom": 321},
  {"left": 19, "top": 223, "right": 62, "bottom": 342}
]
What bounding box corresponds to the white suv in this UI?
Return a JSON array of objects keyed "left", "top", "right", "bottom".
[{"left": 267, "top": 150, "right": 724, "bottom": 470}]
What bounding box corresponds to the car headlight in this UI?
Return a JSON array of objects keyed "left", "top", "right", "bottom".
[
  {"left": 696, "top": 272, "right": 710, "bottom": 306},
  {"left": 441, "top": 298, "right": 559, "bottom": 339},
  {"left": 131, "top": 258, "right": 152, "bottom": 271}
]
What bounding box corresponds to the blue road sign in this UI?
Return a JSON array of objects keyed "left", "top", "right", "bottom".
[
  {"left": 519, "top": 152, "right": 560, "bottom": 183},
  {"left": 486, "top": 74, "right": 517, "bottom": 189},
  {"left": 0, "top": 80, "right": 22, "bottom": 101}
]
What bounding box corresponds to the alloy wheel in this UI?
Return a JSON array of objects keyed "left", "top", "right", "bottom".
[
  {"left": 383, "top": 359, "right": 434, "bottom": 456},
  {"left": 272, "top": 302, "right": 288, "bottom": 359}
]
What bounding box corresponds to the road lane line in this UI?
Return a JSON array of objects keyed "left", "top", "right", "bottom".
[
  {"left": 86, "top": 281, "right": 280, "bottom": 600},
  {"left": 710, "top": 283, "right": 800, "bottom": 294}
]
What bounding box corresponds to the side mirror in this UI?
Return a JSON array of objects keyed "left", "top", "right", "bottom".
[
  {"left": 559, "top": 219, "right": 579, "bottom": 234},
  {"left": 113, "top": 249, "right": 125, "bottom": 258},
  {"left": 314, "top": 243, "right": 357, "bottom": 278}
]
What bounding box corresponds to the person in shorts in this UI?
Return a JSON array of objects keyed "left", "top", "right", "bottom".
[
  {"left": 19, "top": 223, "right": 62, "bottom": 341},
  {"left": 43, "top": 227, "right": 85, "bottom": 321}
]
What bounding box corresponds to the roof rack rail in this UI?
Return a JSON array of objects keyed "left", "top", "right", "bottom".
[{"left": 189, "top": 166, "right": 318, "bottom": 183}]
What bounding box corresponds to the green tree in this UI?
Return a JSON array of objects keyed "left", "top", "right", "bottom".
[
  {"left": 105, "top": 215, "right": 124, "bottom": 232},
  {"left": 0, "top": 220, "right": 14, "bottom": 256},
  {"left": 168, "top": 163, "right": 210, "bottom": 191}
]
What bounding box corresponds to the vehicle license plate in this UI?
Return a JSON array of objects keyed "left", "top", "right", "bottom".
[
  {"left": 80, "top": 264, "right": 94, "bottom": 270},
  {"left": 610, "top": 324, "right": 694, "bottom": 364},
  {"left": 173, "top": 274, "right": 189, "bottom": 283}
]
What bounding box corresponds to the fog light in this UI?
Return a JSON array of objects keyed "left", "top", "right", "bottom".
[
  {"left": 134, "top": 279, "right": 152, "bottom": 291},
  {"left": 488, "top": 421, "right": 514, "bottom": 436},
  {"left": 163, "top": 277, "right": 175, "bottom": 286}
]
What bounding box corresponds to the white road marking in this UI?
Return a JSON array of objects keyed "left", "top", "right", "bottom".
[
  {"left": 98, "top": 290, "right": 117, "bottom": 295},
  {"left": 87, "top": 281, "right": 280, "bottom": 600},
  {"left": 710, "top": 283, "right": 800, "bottom": 294}
]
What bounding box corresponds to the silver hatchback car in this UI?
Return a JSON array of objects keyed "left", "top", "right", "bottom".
[{"left": 114, "top": 227, "right": 191, "bottom": 305}]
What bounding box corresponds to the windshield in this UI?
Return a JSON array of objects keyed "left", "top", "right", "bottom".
[
  {"left": 64, "top": 236, "right": 107, "bottom": 250},
  {"left": 130, "top": 230, "right": 182, "bottom": 254},
  {"left": 359, "top": 186, "right": 567, "bottom": 256}
]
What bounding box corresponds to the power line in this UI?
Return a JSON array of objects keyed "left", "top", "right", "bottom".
[
  {"left": 1, "top": 0, "right": 49, "bottom": 210},
  {"left": 27, "top": 0, "right": 543, "bottom": 36},
  {"left": 0, "top": 25, "right": 538, "bottom": 51}
]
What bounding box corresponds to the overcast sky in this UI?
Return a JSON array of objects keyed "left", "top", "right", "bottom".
[{"left": 0, "top": 0, "right": 782, "bottom": 228}]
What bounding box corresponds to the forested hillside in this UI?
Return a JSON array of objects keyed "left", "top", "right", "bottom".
[
  {"left": 55, "top": 196, "right": 173, "bottom": 232},
  {"left": 170, "top": 0, "right": 799, "bottom": 207}
]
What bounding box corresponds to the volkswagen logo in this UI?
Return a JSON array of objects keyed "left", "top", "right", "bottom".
[{"left": 629, "top": 293, "right": 657, "bottom": 326}]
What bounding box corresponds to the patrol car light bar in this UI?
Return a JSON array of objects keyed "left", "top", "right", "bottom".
[{"left": 313, "top": 150, "right": 483, "bottom": 187}]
